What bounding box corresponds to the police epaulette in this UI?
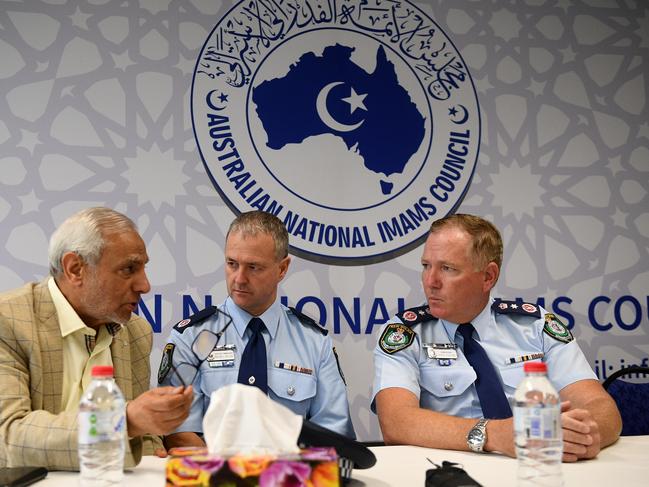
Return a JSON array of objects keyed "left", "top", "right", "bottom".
[
  {"left": 492, "top": 300, "right": 541, "bottom": 318},
  {"left": 289, "top": 307, "right": 328, "bottom": 336},
  {"left": 173, "top": 305, "right": 218, "bottom": 333},
  {"left": 396, "top": 305, "right": 436, "bottom": 326}
]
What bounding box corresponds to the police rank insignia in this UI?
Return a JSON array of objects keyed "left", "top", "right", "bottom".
[
  {"left": 380, "top": 324, "right": 415, "bottom": 354},
  {"left": 158, "top": 343, "right": 175, "bottom": 384},
  {"left": 543, "top": 313, "right": 574, "bottom": 343},
  {"left": 173, "top": 305, "right": 218, "bottom": 333},
  {"left": 492, "top": 300, "right": 541, "bottom": 318}
]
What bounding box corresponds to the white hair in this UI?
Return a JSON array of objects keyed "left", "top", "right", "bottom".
[{"left": 48, "top": 207, "right": 137, "bottom": 277}]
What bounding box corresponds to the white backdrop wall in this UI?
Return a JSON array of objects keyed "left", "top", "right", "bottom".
[{"left": 1, "top": 0, "right": 648, "bottom": 441}]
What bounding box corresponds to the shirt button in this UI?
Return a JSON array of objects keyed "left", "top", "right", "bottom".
[
  {"left": 444, "top": 382, "right": 453, "bottom": 391},
  {"left": 287, "top": 386, "right": 295, "bottom": 396},
  {"left": 248, "top": 376, "right": 256, "bottom": 385}
]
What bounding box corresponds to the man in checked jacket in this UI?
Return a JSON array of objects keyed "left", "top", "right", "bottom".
[{"left": 0, "top": 207, "right": 192, "bottom": 470}]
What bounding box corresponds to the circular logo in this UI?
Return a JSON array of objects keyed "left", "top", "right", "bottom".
[
  {"left": 522, "top": 303, "right": 537, "bottom": 313},
  {"left": 176, "top": 318, "right": 191, "bottom": 329},
  {"left": 387, "top": 331, "right": 405, "bottom": 345},
  {"left": 402, "top": 310, "right": 418, "bottom": 322},
  {"left": 192, "top": 0, "right": 480, "bottom": 264}
]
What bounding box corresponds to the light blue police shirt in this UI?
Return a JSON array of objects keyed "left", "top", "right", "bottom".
[
  {"left": 162, "top": 297, "right": 355, "bottom": 438},
  {"left": 371, "top": 297, "right": 596, "bottom": 418}
]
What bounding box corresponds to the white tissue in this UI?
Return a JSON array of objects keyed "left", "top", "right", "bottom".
[{"left": 202, "top": 383, "right": 303, "bottom": 456}]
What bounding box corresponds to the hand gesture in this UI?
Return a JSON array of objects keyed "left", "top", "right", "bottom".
[{"left": 126, "top": 386, "right": 193, "bottom": 438}]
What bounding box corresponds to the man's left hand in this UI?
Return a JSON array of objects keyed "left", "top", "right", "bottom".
[{"left": 560, "top": 401, "right": 601, "bottom": 462}]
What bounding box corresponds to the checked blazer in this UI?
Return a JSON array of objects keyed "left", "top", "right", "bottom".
[{"left": 0, "top": 280, "right": 161, "bottom": 470}]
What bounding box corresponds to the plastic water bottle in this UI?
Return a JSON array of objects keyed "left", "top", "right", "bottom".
[
  {"left": 514, "top": 362, "right": 563, "bottom": 486},
  {"left": 78, "top": 365, "right": 126, "bottom": 486}
]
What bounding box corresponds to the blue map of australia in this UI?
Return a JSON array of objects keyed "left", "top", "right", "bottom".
[{"left": 253, "top": 44, "right": 426, "bottom": 195}]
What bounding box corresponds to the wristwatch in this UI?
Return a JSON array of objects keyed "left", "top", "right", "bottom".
[{"left": 466, "top": 418, "right": 489, "bottom": 453}]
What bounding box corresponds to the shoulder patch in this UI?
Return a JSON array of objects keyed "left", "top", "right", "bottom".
[
  {"left": 173, "top": 305, "right": 218, "bottom": 333},
  {"left": 492, "top": 300, "right": 541, "bottom": 319},
  {"left": 158, "top": 343, "right": 175, "bottom": 384},
  {"left": 289, "top": 307, "right": 328, "bottom": 336},
  {"left": 543, "top": 313, "right": 574, "bottom": 343},
  {"left": 379, "top": 323, "right": 415, "bottom": 355},
  {"left": 395, "top": 305, "right": 435, "bottom": 325}
]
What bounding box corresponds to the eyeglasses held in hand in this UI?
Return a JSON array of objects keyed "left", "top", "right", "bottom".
[{"left": 169, "top": 308, "right": 233, "bottom": 388}]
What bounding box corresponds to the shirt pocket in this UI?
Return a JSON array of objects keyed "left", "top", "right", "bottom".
[
  {"left": 420, "top": 364, "right": 476, "bottom": 398},
  {"left": 200, "top": 366, "right": 238, "bottom": 395},
  {"left": 268, "top": 368, "right": 317, "bottom": 416},
  {"left": 499, "top": 363, "right": 528, "bottom": 394}
]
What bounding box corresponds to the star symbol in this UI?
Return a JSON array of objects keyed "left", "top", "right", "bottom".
[
  {"left": 474, "top": 76, "right": 493, "bottom": 94},
  {"left": 341, "top": 87, "right": 367, "bottom": 114},
  {"left": 111, "top": 50, "right": 135, "bottom": 71},
  {"left": 511, "top": 304, "right": 518, "bottom": 309},
  {"left": 175, "top": 53, "right": 194, "bottom": 76},
  {"left": 218, "top": 92, "right": 228, "bottom": 103},
  {"left": 70, "top": 6, "right": 91, "bottom": 29},
  {"left": 612, "top": 208, "right": 628, "bottom": 228},
  {"left": 608, "top": 156, "right": 624, "bottom": 176},
  {"left": 449, "top": 106, "right": 458, "bottom": 117},
  {"left": 19, "top": 190, "right": 42, "bottom": 214},
  {"left": 17, "top": 129, "right": 41, "bottom": 155},
  {"left": 638, "top": 121, "right": 649, "bottom": 141},
  {"left": 560, "top": 46, "right": 576, "bottom": 63},
  {"left": 528, "top": 79, "right": 546, "bottom": 97}
]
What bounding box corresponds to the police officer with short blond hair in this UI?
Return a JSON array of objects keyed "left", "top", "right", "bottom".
[{"left": 372, "top": 214, "right": 621, "bottom": 462}]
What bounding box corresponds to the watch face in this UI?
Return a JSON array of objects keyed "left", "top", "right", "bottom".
[
  {"left": 468, "top": 426, "right": 486, "bottom": 451},
  {"left": 468, "top": 428, "right": 485, "bottom": 443}
]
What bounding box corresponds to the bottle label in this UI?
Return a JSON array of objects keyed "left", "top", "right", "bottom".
[
  {"left": 514, "top": 406, "right": 561, "bottom": 440},
  {"left": 78, "top": 411, "right": 126, "bottom": 444}
]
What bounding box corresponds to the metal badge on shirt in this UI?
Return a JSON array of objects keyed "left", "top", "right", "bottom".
[
  {"left": 207, "top": 344, "right": 236, "bottom": 368},
  {"left": 424, "top": 343, "right": 458, "bottom": 366}
]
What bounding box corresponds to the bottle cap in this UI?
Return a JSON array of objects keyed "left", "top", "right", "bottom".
[
  {"left": 523, "top": 361, "right": 547, "bottom": 373},
  {"left": 91, "top": 365, "right": 114, "bottom": 377}
]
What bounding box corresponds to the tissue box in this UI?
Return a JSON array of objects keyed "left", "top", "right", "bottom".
[{"left": 166, "top": 446, "right": 339, "bottom": 487}]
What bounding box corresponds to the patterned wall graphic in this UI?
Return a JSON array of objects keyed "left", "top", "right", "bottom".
[{"left": 0, "top": 0, "right": 647, "bottom": 440}]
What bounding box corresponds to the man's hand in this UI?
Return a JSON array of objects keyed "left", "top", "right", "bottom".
[
  {"left": 154, "top": 447, "right": 168, "bottom": 458},
  {"left": 164, "top": 431, "right": 206, "bottom": 451},
  {"left": 560, "top": 401, "right": 601, "bottom": 462},
  {"left": 126, "top": 386, "right": 193, "bottom": 438}
]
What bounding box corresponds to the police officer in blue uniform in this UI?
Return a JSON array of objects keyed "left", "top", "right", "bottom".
[
  {"left": 160, "top": 211, "right": 355, "bottom": 449},
  {"left": 372, "top": 214, "right": 621, "bottom": 462}
]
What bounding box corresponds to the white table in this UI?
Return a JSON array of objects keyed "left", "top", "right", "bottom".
[
  {"left": 39, "top": 436, "right": 649, "bottom": 486},
  {"left": 355, "top": 436, "right": 648, "bottom": 486}
]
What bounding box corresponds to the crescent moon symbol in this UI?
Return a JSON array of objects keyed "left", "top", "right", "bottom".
[
  {"left": 206, "top": 89, "right": 226, "bottom": 111},
  {"left": 316, "top": 82, "right": 364, "bottom": 132},
  {"left": 450, "top": 104, "right": 469, "bottom": 124}
]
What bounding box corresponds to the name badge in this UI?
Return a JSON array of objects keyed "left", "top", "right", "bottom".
[
  {"left": 425, "top": 343, "right": 458, "bottom": 360},
  {"left": 207, "top": 346, "right": 236, "bottom": 368}
]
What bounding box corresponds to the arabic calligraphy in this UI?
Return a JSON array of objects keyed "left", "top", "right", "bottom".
[{"left": 196, "top": 0, "right": 467, "bottom": 100}]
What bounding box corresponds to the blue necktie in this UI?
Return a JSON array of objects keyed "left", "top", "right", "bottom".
[
  {"left": 458, "top": 323, "right": 512, "bottom": 419},
  {"left": 238, "top": 317, "right": 268, "bottom": 394}
]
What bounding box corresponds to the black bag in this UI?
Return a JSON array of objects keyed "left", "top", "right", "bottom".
[{"left": 425, "top": 461, "right": 482, "bottom": 487}]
